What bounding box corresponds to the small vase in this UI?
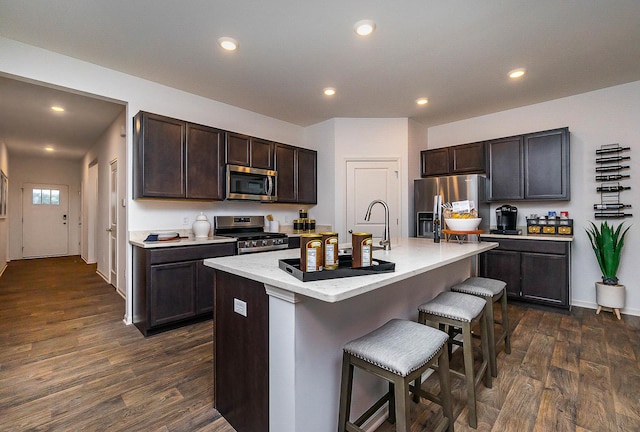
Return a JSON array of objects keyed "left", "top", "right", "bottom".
[
  {"left": 192, "top": 212, "right": 211, "bottom": 239},
  {"left": 595, "top": 281, "right": 625, "bottom": 319}
]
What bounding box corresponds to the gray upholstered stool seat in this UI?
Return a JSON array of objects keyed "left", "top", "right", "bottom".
[
  {"left": 338, "top": 319, "right": 454, "bottom": 432},
  {"left": 418, "top": 291, "right": 492, "bottom": 429},
  {"left": 451, "top": 276, "right": 511, "bottom": 378}
]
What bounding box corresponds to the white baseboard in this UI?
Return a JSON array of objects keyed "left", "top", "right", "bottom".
[{"left": 571, "top": 300, "right": 640, "bottom": 317}]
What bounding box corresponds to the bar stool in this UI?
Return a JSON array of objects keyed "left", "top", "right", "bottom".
[
  {"left": 451, "top": 277, "right": 510, "bottom": 378},
  {"left": 417, "top": 291, "right": 492, "bottom": 429},
  {"left": 338, "top": 319, "right": 454, "bottom": 432}
]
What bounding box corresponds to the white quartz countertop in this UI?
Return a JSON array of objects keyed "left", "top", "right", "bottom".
[
  {"left": 204, "top": 237, "right": 497, "bottom": 303},
  {"left": 129, "top": 230, "right": 236, "bottom": 249}
]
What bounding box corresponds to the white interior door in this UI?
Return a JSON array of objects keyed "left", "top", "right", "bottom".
[
  {"left": 109, "top": 159, "right": 118, "bottom": 290},
  {"left": 346, "top": 159, "right": 400, "bottom": 242},
  {"left": 22, "top": 183, "right": 69, "bottom": 258}
]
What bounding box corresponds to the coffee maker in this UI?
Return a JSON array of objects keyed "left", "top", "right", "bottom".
[{"left": 491, "top": 205, "right": 520, "bottom": 234}]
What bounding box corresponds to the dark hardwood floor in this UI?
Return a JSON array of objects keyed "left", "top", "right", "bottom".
[
  {"left": 0, "top": 256, "right": 235, "bottom": 432},
  {"left": 375, "top": 301, "right": 640, "bottom": 432},
  {"left": 2, "top": 256, "right": 639, "bottom": 432}
]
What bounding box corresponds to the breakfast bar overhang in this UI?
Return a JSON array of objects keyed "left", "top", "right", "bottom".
[{"left": 204, "top": 238, "right": 498, "bottom": 432}]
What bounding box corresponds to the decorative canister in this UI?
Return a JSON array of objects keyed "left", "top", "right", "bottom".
[
  {"left": 293, "top": 219, "right": 303, "bottom": 233},
  {"left": 299, "top": 209, "right": 308, "bottom": 219},
  {"left": 308, "top": 219, "right": 316, "bottom": 232},
  {"left": 351, "top": 232, "right": 372, "bottom": 268},
  {"left": 320, "top": 232, "right": 339, "bottom": 270},
  {"left": 192, "top": 212, "right": 211, "bottom": 238},
  {"left": 300, "top": 234, "right": 323, "bottom": 272}
]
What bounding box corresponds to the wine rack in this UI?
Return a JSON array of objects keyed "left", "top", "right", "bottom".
[{"left": 594, "top": 144, "right": 632, "bottom": 219}]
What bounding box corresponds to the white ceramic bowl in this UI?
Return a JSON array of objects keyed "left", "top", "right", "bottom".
[{"left": 444, "top": 217, "right": 482, "bottom": 231}]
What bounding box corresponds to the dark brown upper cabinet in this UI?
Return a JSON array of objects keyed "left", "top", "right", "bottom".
[
  {"left": 487, "top": 127, "right": 569, "bottom": 201},
  {"left": 421, "top": 141, "right": 485, "bottom": 177},
  {"left": 134, "top": 111, "right": 225, "bottom": 200},
  {"left": 225, "top": 132, "right": 275, "bottom": 170},
  {"left": 275, "top": 144, "right": 317, "bottom": 204}
]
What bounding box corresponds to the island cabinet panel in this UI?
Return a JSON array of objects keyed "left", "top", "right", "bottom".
[
  {"left": 275, "top": 144, "right": 317, "bottom": 204},
  {"left": 214, "top": 271, "right": 269, "bottom": 432},
  {"left": 226, "top": 132, "right": 275, "bottom": 170},
  {"left": 480, "top": 238, "right": 570, "bottom": 309},
  {"left": 133, "top": 242, "right": 235, "bottom": 336},
  {"left": 134, "top": 111, "right": 225, "bottom": 200}
]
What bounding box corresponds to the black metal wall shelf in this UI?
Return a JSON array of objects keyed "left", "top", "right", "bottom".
[{"left": 594, "top": 144, "right": 632, "bottom": 219}]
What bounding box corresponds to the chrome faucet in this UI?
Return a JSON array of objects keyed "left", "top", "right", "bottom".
[{"left": 364, "top": 199, "right": 391, "bottom": 250}]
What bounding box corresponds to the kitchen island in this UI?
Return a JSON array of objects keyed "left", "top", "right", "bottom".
[{"left": 204, "top": 237, "right": 497, "bottom": 432}]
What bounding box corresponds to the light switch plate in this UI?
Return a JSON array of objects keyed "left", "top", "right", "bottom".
[{"left": 234, "top": 298, "right": 247, "bottom": 317}]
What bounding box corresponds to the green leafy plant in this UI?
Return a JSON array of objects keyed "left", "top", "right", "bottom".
[{"left": 586, "top": 221, "right": 630, "bottom": 285}]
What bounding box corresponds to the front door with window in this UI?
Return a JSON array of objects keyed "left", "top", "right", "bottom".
[{"left": 22, "top": 183, "right": 69, "bottom": 258}]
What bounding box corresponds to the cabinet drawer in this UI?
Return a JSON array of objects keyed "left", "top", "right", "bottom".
[
  {"left": 148, "top": 243, "right": 235, "bottom": 264},
  {"left": 493, "top": 239, "right": 568, "bottom": 255}
]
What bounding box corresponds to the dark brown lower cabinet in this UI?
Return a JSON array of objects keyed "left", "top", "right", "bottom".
[
  {"left": 480, "top": 238, "right": 571, "bottom": 309},
  {"left": 214, "top": 271, "right": 269, "bottom": 432},
  {"left": 133, "top": 242, "right": 235, "bottom": 336}
]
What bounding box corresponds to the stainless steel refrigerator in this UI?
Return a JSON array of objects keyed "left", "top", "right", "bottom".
[{"left": 414, "top": 174, "right": 489, "bottom": 237}]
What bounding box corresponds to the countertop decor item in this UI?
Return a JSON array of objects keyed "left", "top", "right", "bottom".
[
  {"left": 444, "top": 217, "right": 481, "bottom": 232},
  {"left": 192, "top": 212, "right": 211, "bottom": 239},
  {"left": 586, "top": 221, "right": 630, "bottom": 319}
]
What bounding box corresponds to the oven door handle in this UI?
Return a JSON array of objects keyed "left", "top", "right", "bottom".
[{"left": 265, "top": 175, "right": 274, "bottom": 196}]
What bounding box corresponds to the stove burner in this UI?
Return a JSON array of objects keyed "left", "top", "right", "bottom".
[{"left": 214, "top": 215, "right": 289, "bottom": 254}]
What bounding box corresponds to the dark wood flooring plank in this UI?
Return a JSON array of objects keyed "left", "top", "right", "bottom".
[
  {"left": 534, "top": 365, "right": 578, "bottom": 432},
  {"left": 491, "top": 374, "right": 544, "bottom": 431},
  {"left": 550, "top": 327, "right": 581, "bottom": 373},
  {"left": 577, "top": 359, "right": 616, "bottom": 431},
  {"left": 519, "top": 333, "right": 555, "bottom": 382}
]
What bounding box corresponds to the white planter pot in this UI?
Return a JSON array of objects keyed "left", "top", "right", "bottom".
[{"left": 595, "top": 282, "right": 625, "bottom": 319}]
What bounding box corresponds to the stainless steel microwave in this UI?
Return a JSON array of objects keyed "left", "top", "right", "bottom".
[{"left": 226, "top": 164, "right": 277, "bottom": 202}]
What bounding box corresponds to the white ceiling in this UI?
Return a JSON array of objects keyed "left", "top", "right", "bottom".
[{"left": 1, "top": 1, "right": 640, "bottom": 159}]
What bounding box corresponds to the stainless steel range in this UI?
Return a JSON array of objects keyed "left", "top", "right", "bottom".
[{"left": 214, "top": 215, "right": 289, "bottom": 254}]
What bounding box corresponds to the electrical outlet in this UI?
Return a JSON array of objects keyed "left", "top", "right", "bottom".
[
  {"left": 182, "top": 216, "right": 189, "bottom": 225},
  {"left": 234, "top": 298, "right": 247, "bottom": 317}
]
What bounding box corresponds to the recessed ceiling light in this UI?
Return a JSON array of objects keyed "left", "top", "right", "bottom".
[
  {"left": 218, "top": 37, "right": 238, "bottom": 51},
  {"left": 51, "top": 106, "right": 65, "bottom": 112},
  {"left": 323, "top": 87, "right": 336, "bottom": 96},
  {"left": 508, "top": 68, "right": 526, "bottom": 79},
  {"left": 416, "top": 98, "right": 429, "bottom": 106},
  {"left": 354, "top": 20, "right": 376, "bottom": 36},
  {"left": 44, "top": 146, "right": 55, "bottom": 152}
]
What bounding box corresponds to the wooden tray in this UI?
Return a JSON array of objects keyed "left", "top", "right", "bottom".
[{"left": 279, "top": 255, "right": 395, "bottom": 282}]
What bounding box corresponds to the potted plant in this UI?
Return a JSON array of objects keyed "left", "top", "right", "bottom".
[{"left": 586, "top": 221, "right": 630, "bottom": 319}]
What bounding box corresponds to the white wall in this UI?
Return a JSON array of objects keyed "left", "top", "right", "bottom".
[
  {"left": 427, "top": 81, "right": 640, "bottom": 315},
  {"left": 82, "top": 110, "right": 126, "bottom": 292},
  {"left": 331, "top": 118, "right": 410, "bottom": 238},
  {"left": 7, "top": 156, "right": 82, "bottom": 260},
  {"left": 0, "top": 141, "right": 8, "bottom": 272}
]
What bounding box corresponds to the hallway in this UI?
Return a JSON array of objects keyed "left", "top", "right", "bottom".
[{"left": 0, "top": 256, "right": 235, "bottom": 431}]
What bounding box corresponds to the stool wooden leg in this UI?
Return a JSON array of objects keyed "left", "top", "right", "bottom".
[
  {"left": 485, "top": 298, "right": 498, "bottom": 378},
  {"left": 337, "top": 352, "right": 353, "bottom": 432},
  {"left": 480, "top": 313, "right": 492, "bottom": 390},
  {"left": 461, "top": 321, "right": 478, "bottom": 429},
  {"left": 437, "top": 346, "right": 454, "bottom": 432},
  {"left": 501, "top": 290, "right": 511, "bottom": 354},
  {"left": 393, "top": 377, "right": 410, "bottom": 432},
  {"left": 388, "top": 382, "right": 396, "bottom": 424}
]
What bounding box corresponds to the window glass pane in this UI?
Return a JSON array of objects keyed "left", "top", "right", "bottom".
[
  {"left": 32, "top": 189, "right": 42, "bottom": 205},
  {"left": 51, "top": 189, "right": 60, "bottom": 205},
  {"left": 42, "top": 189, "right": 51, "bottom": 205}
]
